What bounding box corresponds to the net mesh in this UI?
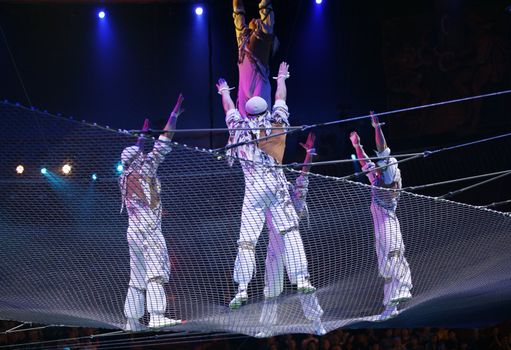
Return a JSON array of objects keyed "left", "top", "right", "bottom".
[{"left": 1, "top": 102, "right": 511, "bottom": 336}]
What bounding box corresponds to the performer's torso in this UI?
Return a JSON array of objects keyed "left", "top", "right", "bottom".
[
  {"left": 125, "top": 170, "right": 162, "bottom": 227},
  {"left": 258, "top": 123, "right": 286, "bottom": 165},
  {"left": 371, "top": 178, "right": 401, "bottom": 212}
]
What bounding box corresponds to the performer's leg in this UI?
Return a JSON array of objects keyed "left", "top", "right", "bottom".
[
  {"left": 255, "top": 297, "right": 279, "bottom": 338},
  {"left": 146, "top": 278, "right": 179, "bottom": 328},
  {"left": 124, "top": 286, "right": 147, "bottom": 332},
  {"left": 234, "top": 198, "right": 265, "bottom": 287},
  {"left": 124, "top": 227, "right": 148, "bottom": 331},
  {"left": 144, "top": 229, "right": 180, "bottom": 328},
  {"left": 299, "top": 293, "right": 326, "bottom": 335},
  {"left": 371, "top": 203, "right": 412, "bottom": 320},
  {"left": 269, "top": 189, "right": 314, "bottom": 293},
  {"left": 263, "top": 213, "right": 286, "bottom": 299},
  {"left": 299, "top": 293, "right": 323, "bottom": 321},
  {"left": 146, "top": 278, "right": 166, "bottom": 316},
  {"left": 144, "top": 228, "right": 171, "bottom": 285},
  {"left": 256, "top": 215, "right": 284, "bottom": 335},
  {"left": 230, "top": 183, "right": 267, "bottom": 309}
]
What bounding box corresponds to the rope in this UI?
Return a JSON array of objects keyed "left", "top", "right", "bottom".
[
  {"left": 0, "top": 24, "right": 55, "bottom": 160},
  {"left": 480, "top": 199, "right": 511, "bottom": 209},
  {"left": 342, "top": 153, "right": 424, "bottom": 180},
  {"left": 438, "top": 171, "right": 511, "bottom": 199},
  {"left": 0, "top": 24, "right": 32, "bottom": 107},
  {"left": 402, "top": 169, "right": 511, "bottom": 191},
  {"left": 428, "top": 131, "right": 511, "bottom": 155},
  {"left": 212, "top": 89, "right": 511, "bottom": 152},
  {"left": 334, "top": 131, "right": 511, "bottom": 181},
  {"left": 279, "top": 152, "right": 424, "bottom": 168},
  {"left": 129, "top": 126, "right": 303, "bottom": 133}
]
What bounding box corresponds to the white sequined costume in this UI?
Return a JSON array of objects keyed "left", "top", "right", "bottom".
[{"left": 362, "top": 148, "right": 413, "bottom": 306}]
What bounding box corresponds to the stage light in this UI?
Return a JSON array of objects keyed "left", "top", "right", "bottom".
[
  {"left": 62, "top": 164, "right": 72, "bottom": 175},
  {"left": 351, "top": 154, "right": 357, "bottom": 160},
  {"left": 91, "top": 173, "right": 98, "bottom": 181},
  {"left": 116, "top": 163, "right": 124, "bottom": 173},
  {"left": 98, "top": 11, "right": 106, "bottom": 19},
  {"left": 16, "top": 165, "right": 24, "bottom": 174},
  {"left": 41, "top": 168, "right": 47, "bottom": 175},
  {"left": 315, "top": 0, "right": 323, "bottom": 4},
  {"left": 195, "top": 6, "right": 204, "bottom": 16}
]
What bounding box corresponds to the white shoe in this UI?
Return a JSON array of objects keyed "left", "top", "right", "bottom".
[
  {"left": 229, "top": 289, "right": 248, "bottom": 309},
  {"left": 312, "top": 319, "right": 327, "bottom": 336},
  {"left": 390, "top": 287, "right": 412, "bottom": 305},
  {"left": 124, "top": 318, "right": 148, "bottom": 332},
  {"left": 148, "top": 315, "right": 182, "bottom": 328},
  {"left": 297, "top": 276, "right": 316, "bottom": 294},
  {"left": 378, "top": 305, "right": 399, "bottom": 321}
]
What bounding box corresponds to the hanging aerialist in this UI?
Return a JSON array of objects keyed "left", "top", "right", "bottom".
[
  {"left": 119, "top": 94, "right": 184, "bottom": 331},
  {"left": 216, "top": 62, "right": 316, "bottom": 311},
  {"left": 233, "top": 0, "right": 277, "bottom": 117},
  {"left": 349, "top": 112, "right": 413, "bottom": 321}
]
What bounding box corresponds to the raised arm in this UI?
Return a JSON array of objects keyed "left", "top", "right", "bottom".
[
  {"left": 136, "top": 118, "right": 150, "bottom": 148},
  {"left": 350, "top": 131, "right": 370, "bottom": 168},
  {"left": 162, "top": 93, "right": 184, "bottom": 140},
  {"left": 216, "top": 78, "right": 236, "bottom": 114},
  {"left": 371, "top": 112, "right": 388, "bottom": 153},
  {"left": 258, "top": 0, "right": 274, "bottom": 34},
  {"left": 291, "top": 133, "right": 316, "bottom": 218},
  {"left": 299, "top": 132, "right": 316, "bottom": 174},
  {"left": 274, "top": 62, "right": 289, "bottom": 102}
]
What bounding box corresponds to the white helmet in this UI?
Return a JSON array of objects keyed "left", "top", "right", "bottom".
[
  {"left": 245, "top": 96, "right": 268, "bottom": 116},
  {"left": 121, "top": 145, "right": 141, "bottom": 168}
]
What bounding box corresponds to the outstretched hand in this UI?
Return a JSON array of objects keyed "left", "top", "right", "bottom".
[
  {"left": 299, "top": 132, "right": 316, "bottom": 154},
  {"left": 370, "top": 111, "right": 384, "bottom": 128},
  {"left": 350, "top": 131, "right": 360, "bottom": 147},
  {"left": 216, "top": 78, "right": 230, "bottom": 94},
  {"left": 277, "top": 62, "right": 290, "bottom": 80},
  {"left": 136, "top": 118, "right": 150, "bottom": 146}
]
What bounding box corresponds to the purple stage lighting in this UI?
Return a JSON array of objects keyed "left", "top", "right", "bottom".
[
  {"left": 195, "top": 6, "right": 204, "bottom": 16},
  {"left": 315, "top": 0, "right": 323, "bottom": 4},
  {"left": 98, "top": 11, "right": 106, "bottom": 19}
]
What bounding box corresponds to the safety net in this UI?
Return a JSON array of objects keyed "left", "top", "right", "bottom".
[{"left": 1, "top": 101, "right": 511, "bottom": 337}]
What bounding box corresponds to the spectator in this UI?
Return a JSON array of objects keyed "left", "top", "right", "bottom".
[
  {"left": 425, "top": 334, "right": 445, "bottom": 350},
  {"left": 407, "top": 335, "right": 425, "bottom": 350},
  {"left": 302, "top": 334, "right": 320, "bottom": 350},
  {"left": 444, "top": 330, "right": 458, "bottom": 350}
]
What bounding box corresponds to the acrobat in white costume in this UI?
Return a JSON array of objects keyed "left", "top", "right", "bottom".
[
  {"left": 350, "top": 113, "right": 413, "bottom": 321},
  {"left": 216, "top": 62, "right": 316, "bottom": 310},
  {"left": 119, "top": 94, "right": 184, "bottom": 332},
  {"left": 257, "top": 147, "right": 326, "bottom": 336}
]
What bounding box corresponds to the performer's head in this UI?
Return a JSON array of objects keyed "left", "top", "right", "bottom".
[
  {"left": 121, "top": 145, "right": 143, "bottom": 171},
  {"left": 376, "top": 157, "right": 401, "bottom": 186},
  {"left": 245, "top": 96, "right": 268, "bottom": 119}
]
